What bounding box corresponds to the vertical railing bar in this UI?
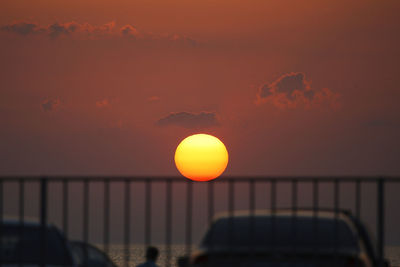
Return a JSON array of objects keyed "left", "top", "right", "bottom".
[
  {"left": 377, "top": 179, "right": 385, "bottom": 267},
  {"left": 145, "top": 180, "right": 152, "bottom": 247},
  {"left": 228, "top": 180, "right": 234, "bottom": 214},
  {"left": 333, "top": 179, "right": 339, "bottom": 262},
  {"left": 292, "top": 180, "right": 297, "bottom": 210},
  {"left": 40, "top": 178, "right": 48, "bottom": 267},
  {"left": 291, "top": 179, "right": 297, "bottom": 253},
  {"left": 249, "top": 179, "right": 255, "bottom": 256},
  {"left": 270, "top": 180, "right": 276, "bottom": 252},
  {"left": 18, "top": 180, "right": 24, "bottom": 267},
  {"left": 0, "top": 180, "right": 3, "bottom": 265},
  {"left": 271, "top": 179, "right": 276, "bottom": 210},
  {"left": 249, "top": 179, "right": 255, "bottom": 212},
  {"left": 354, "top": 179, "right": 362, "bottom": 267},
  {"left": 312, "top": 179, "right": 319, "bottom": 261},
  {"left": 103, "top": 180, "right": 110, "bottom": 254},
  {"left": 208, "top": 182, "right": 214, "bottom": 223},
  {"left": 62, "top": 180, "right": 69, "bottom": 238},
  {"left": 19, "top": 179, "right": 24, "bottom": 222},
  {"left": 186, "top": 181, "right": 193, "bottom": 256},
  {"left": 83, "top": 180, "right": 89, "bottom": 266},
  {"left": 165, "top": 180, "right": 172, "bottom": 267},
  {"left": 207, "top": 181, "right": 214, "bottom": 251},
  {"left": 228, "top": 180, "right": 234, "bottom": 253},
  {"left": 355, "top": 180, "right": 361, "bottom": 219},
  {"left": 124, "top": 180, "right": 131, "bottom": 267}
]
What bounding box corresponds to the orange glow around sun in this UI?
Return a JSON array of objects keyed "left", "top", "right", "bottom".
[{"left": 174, "top": 134, "right": 229, "bottom": 182}]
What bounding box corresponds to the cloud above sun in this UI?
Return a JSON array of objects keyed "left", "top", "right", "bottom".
[
  {"left": 256, "top": 72, "right": 340, "bottom": 109},
  {"left": 1, "top": 21, "right": 197, "bottom": 44},
  {"left": 157, "top": 112, "right": 219, "bottom": 129},
  {"left": 41, "top": 98, "right": 61, "bottom": 112},
  {"left": 1, "top": 21, "right": 116, "bottom": 38}
]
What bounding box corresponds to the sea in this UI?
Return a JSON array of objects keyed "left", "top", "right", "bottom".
[{"left": 106, "top": 244, "right": 400, "bottom": 267}]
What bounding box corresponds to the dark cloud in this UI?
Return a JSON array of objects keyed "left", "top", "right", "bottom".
[
  {"left": 41, "top": 98, "right": 61, "bottom": 112},
  {"left": 259, "top": 84, "right": 272, "bottom": 98},
  {"left": 48, "top": 23, "right": 75, "bottom": 38},
  {"left": 303, "top": 89, "right": 315, "bottom": 100},
  {"left": 1, "top": 22, "right": 41, "bottom": 35},
  {"left": 157, "top": 112, "right": 219, "bottom": 129},
  {"left": 120, "top": 25, "right": 140, "bottom": 38},
  {"left": 1, "top": 21, "right": 116, "bottom": 39},
  {"left": 256, "top": 72, "right": 340, "bottom": 109},
  {"left": 0, "top": 21, "right": 196, "bottom": 44},
  {"left": 259, "top": 72, "right": 310, "bottom": 100}
]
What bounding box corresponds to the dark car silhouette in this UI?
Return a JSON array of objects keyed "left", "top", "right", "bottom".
[
  {"left": 70, "top": 241, "right": 117, "bottom": 267},
  {"left": 183, "top": 209, "right": 388, "bottom": 267},
  {"left": 0, "top": 220, "right": 76, "bottom": 266}
]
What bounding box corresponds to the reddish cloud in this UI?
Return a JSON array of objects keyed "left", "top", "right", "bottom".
[
  {"left": 148, "top": 96, "right": 160, "bottom": 102},
  {"left": 120, "top": 25, "right": 141, "bottom": 38},
  {"left": 1, "top": 21, "right": 195, "bottom": 43},
  {"left": 256, "top": 72, "right": 340, "bottom": 109},
  {"left": 96, "top": 99, "right": 111, "bottom": 108},
  {"left": 1, "top": 21, "right": 116, "bottom": 39},
  {"left": 41, "top": 98, "right": 61, "bottom": 112}
]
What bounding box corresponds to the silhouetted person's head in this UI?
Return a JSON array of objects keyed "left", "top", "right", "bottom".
[{"left": 146, "top": 246, "right": 159, "bottom": 262}]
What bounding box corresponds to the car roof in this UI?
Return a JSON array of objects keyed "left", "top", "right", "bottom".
[{"left": 201, "top": 209, "right": 362, "bottom": 253}]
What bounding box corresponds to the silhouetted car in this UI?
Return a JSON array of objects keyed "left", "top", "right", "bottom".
[
  {"left": 70, "top": 241, "right": 117, "bottom": 267},
  {"left": 183, "top": 209, "right": 389, "bottom": 267},
  {"left": 0, "top": 220, "right": 76, "bottom": 266}
]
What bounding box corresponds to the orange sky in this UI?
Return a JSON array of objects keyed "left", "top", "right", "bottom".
[{"left": 0, "top": 0, "right": 399, "bottom": 176}]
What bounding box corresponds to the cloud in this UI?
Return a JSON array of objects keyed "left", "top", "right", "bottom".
[
  {"left": 148, "top": 96, "right": 160, "bottom": 102},
  {"left": 157, "top": 112, "right": 219, "bottom": 129},
  {"left": 96, "top": 97, "right": 119, "bottom": 108},
  {"left": 1, "top": 22, "right": 41, "bottom": 35},
  {"left": 48, "top": 23, "right": 73, "bottom": 38},
  {"left": 96, "top": 99, "right": 111, "bottom": 108},
  {"left": 256, "top": 72, "right": 340, "bottom": 109},
  {"left": 120, "top": 25, "right": 141, "bottom": 38},
  {"left": 167, "top": 34, "right": 198, "bottom": 46},
  {"left": 0, "top": 21, "right": 196, "bottom": 44},
  {"left": 41, "top": 98, "right": 61, "bottom": 112},
  {"left": 1, "top": 21, "right": 116, "bottom": 39}
]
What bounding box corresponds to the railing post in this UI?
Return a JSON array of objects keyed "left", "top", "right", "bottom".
[
  {"left": 377, "top": 178, "right": 385, "bottom": 267},
  {"left": 40, "top": 178, "right": 48, "bottom": 267},
  {"left": 0, "top": 180, "right": 3, "bottom": 265}
]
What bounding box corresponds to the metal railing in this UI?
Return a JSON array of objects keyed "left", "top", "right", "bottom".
[{"left": 0, "top": 176, "right": 399, "bottom": 267}]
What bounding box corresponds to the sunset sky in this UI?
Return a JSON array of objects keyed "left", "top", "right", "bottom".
[{"left": 1, "top": 0, "right": 399, "bottom": 176}]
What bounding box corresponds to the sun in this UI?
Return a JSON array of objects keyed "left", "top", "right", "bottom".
[{"left": 174, "top": 134, "right": 229, "bottom": 182}]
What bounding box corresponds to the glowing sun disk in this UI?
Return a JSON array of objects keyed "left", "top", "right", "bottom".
[{"left": 174, "top": 134, "right": 229, "bottom": 181}]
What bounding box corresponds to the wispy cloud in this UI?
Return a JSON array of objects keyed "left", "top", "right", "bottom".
[
  {"left": 1, "top": 21, "right": 197, "bottom": 44},
  {"left": 147, "top": 96, "right": 160, "bottom": 102},
  {"left": 96, "top": 99, "right": 112, "bottom": 108}
]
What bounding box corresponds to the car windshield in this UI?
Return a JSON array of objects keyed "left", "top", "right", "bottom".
[
  {"left": 0, "top": 224, "right": 73, "bottom": 265},
  {"left": 201, "top": 216, "right": 359, "bottom": 251}
]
